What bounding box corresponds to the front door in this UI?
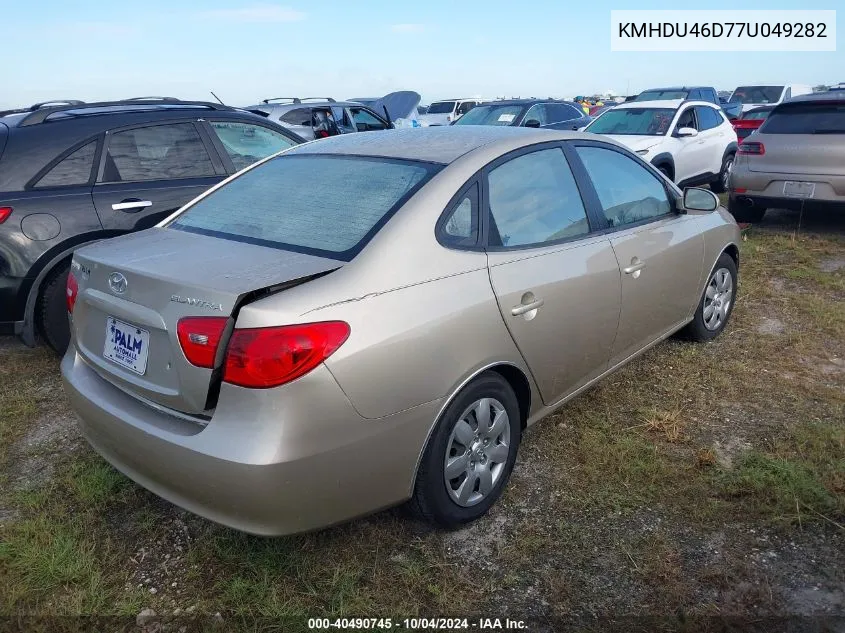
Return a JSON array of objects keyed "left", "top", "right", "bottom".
[
  {"left": 483, "top": 145, "right": 621, "bottom": 405},
  {"left": 571, "top": 144, "right": 704, "bottom": 367},
  {"left": 671, "top": 106, "right": 711, "bottom": 183},
  {"left": 92, "top": 121, "right": 225, "bottom": 231}
]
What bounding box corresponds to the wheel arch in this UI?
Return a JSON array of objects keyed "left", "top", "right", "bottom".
[
  {"left": 409, "top": 361, "right": 534, "bottom": 493},
  {"left": 20, "top": 230, "right": 127, "bottom": 345},
  {"left": 650, "top": 153, "right": 675, "bottom": 181}
]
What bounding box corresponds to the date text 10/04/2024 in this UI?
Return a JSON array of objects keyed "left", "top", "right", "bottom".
[{"left": 307, "top": 618, "right": 528, "bottom": 630}]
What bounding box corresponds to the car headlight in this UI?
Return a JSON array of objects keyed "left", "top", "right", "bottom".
[{"left": 636, "top": 149, "right": 651, "bottom": 155}]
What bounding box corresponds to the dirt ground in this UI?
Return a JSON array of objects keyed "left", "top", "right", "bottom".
[{"left": 1, "top": 206, "right": 843, "bottom": 633}]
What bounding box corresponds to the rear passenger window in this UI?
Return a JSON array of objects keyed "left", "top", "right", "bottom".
[
  {"left": 102, "top": 123, "right": 215, "bottom": 182},
  {"left": 487, "top": 148, "right": 589, "bottom": 248},
  {"left": 575, "top": 146, "right": 672, "bottom": 228},
  {"left": 440, "top": 183, "right": 479, "bottom": 247},
  {"left": 280, "top": 108, "right": 312, "bottom": 126},
  {"left": 35, "top": 141, "right": 96, "bottom": 188}
]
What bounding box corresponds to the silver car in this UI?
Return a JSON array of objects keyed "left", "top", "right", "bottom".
[{"left": 62, "top": 127, "right": 740, "bottom": 535}]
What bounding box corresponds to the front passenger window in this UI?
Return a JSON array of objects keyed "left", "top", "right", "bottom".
[
  {"left": 575, "top": 146, "right": 672, "bottom": 228},
  {"left": 487, "top": 148, "right": 589, "bottom": 247}
]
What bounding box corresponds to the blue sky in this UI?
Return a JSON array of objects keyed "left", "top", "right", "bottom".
[{"left": 3, "top": 0, "right": 842, "bottom": 109}]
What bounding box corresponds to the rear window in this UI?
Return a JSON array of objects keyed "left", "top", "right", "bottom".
[
  {"left": 169, "top": 155, "right": 438, "bottom": 260},
  {"left": 635, "top": 90, "right": 688, "bottom": 101},
  {"left": 730, "top": 86, "right": 783, "bottom": 105},
  {"left": 761, "top": 104, "right": 845, "bottom": 134}
]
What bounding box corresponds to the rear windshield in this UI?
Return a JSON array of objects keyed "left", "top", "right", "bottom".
[
  {"left": 635, "top": 90, "right": 688, "bottom": 101},
  {"left": 426, "top": 101, "right": 456, "bottom": 114},
  {"left": 760, "top": 104, "right": 845, "bottom": 134},
  {"left": 730, "top": 86, "right": 783, "bottom": 104},
  {"left": 0, "top": 123, "right": 7, "bottom": 162},
  {"left": 168, "top": 155, "right": 438, "bottom": 260}
]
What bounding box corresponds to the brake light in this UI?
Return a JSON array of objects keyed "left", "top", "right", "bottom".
[
  {"left": 66, "top": 271, "right": 78, "bottom": 314},
  {"left": 177, "top": 317, "right": 228, "bottom": 368},
  {"left": 224, "top": 321, "right": 350, "bottom": 389},
  {"left": 738, "top": 141, "right": 765, "bottom": 155},
  {"left": 0, "top": 207, "right": 12, "bottom": 224}
]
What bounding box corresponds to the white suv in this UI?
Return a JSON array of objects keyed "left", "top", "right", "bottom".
[
  {"left": 584, "top": 99, "right": 738, "bottom": 192},
  {"left": 417, "top": 99, "right": 482, "bottom": 126}
]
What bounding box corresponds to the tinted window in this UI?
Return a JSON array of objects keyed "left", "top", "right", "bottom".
[
  {"left": 705, "top": 89, "right": 719, "bottom": 104},
  {"left": 761, "top": 104, "right": 845, "bottom": 134},
  {"left": 441, "top": 183, "right": 479, "bottom": 247},
  {"left": 209, "top": 122, "right": 296, "bottom": 171},
  {"left": 742, "top": 108, "right": 771, "bottom": 121},
  {"left": 103, "top": 124, "right": 215, "bottom": 182},
  {"left": 546, "top": 104, "right": 580, "bottom": 123},
  {"left": 35, "top": 141, "right": 96, "bottom": 188},
  {"left": 427, "top": 101, "right": 457, "bottom": 114},
  {"left": 689, "top": 89, "right": 702, "bottom": 100},
  {"left": 487, "top": 148, "right": 589, "bottom": 247},
  {"left": 169, "top": 155, "right": 436, "bottom": 259},
  {"left": 454, "top": 104, "right": 525, "bottom": 126},
  {"left": 729, "top": 86, "right": 784, "bottom": 104},
  {"left": 586, "top": 108, "right": 675, "bottom": 135},
  {"left": 280, "top": 108, "right": 312, "bottom": 126},
  {"left": 352, "top": 109, "right": 387, "bottom": 131},
  {"left": 456, "top": 102, "right": 476, "bottom": 115},
  {"left": 676, "top": 108, "right": 697, "bottom": 130},
  {"left": 636, "top": 90, "right": 689, "bottom": 101},
  {"left": 576, "top": 146, "right": 672, "bottom": 228},
  {"left": 695, "top": 106, "right": 722, "bottom": 131}
]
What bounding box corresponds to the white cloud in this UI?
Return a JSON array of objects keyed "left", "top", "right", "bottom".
[
  {"left": 390, "top": 23, "right": 425, "bottom": 33},
  {"left": 201, "top": 5, "right": 306, "bottom": 23}
]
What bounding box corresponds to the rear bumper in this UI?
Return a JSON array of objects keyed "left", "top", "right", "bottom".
[
  {"left": 61, "top": 348, "right": 441, "bottom": 535},
  {"left": 730, "top": 194, "right": 845, "bottom": 213},
  {"left": 730, "top": 169, "right": 845, "bottom": 206}
]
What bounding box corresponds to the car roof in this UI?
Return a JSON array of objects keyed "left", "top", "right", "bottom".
[
  {"left": 430, "top": 98, "right": 479, "bottom": 102},
  {"left": 257, "top": 100, "right": 367, "bottom": 110},
  {"left": 782, "top": 91, "right": 845, "bottom": 104},
  {"left": 286, "top": 126, "right": 599, "bottom": 165},
  {"left": 640, "top": 86, "right": 710, "bottom": 91},
  {"left": 615, "top": 99, "right": 685, "bottom": 109},
  {"left": 477, "top": 98, "right": 575, "bottom": 107}
]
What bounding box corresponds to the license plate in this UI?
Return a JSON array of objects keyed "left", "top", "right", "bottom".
[
  {"left": 783, "top": 181, "right": 815, "bottom": 199},
  {"left": 103, "top": 317, "right": 150, "bottom": 375}
]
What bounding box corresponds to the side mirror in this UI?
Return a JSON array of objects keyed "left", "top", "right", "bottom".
[
  {"left": 523, "top": 119, "right": 541, "bottom": 128},
  {"left": 676, "top": 127, "right": 698, "bottom": 138},
  {"left": 683, "top": 187, "right": 719, "bottom": 212}
]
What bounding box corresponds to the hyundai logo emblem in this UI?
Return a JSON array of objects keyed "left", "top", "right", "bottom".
[{"left": 108, "top": 272, "right": 128, "bottom": 295}]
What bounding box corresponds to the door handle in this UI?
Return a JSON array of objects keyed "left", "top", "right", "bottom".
[
  {"left": 511, "top": 298, "right": 545, "bottom": 316},
  {"left": 112, "top": 199, "right": 153, "bottom": 211},
  {"left": 623, "top": 260, "right": 646, "bottom": 275}
]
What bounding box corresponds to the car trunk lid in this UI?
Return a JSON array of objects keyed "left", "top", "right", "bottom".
[{"left": 71, "top": 227, "right": 343, "bottom": 416}]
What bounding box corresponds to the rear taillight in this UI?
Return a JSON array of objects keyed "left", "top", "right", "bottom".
[
  {"left": 177, "top": 317, "right": 228, "bottom": 368},
  {"left": 738, "top": 141, "right": 765, "bottom": 155},
  {"left": 66, "top": 271, "right": 78, "bottom": 314},
  {"left": 223, "top": 321, "right": 350, "bottom": 389},
  {"left": 0, "top": 207, "right": 12, "bottom": 224}
]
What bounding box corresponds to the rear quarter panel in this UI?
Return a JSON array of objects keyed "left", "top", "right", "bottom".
[{"left": 693, "top": 208, "right": 741, "bottom": 302}]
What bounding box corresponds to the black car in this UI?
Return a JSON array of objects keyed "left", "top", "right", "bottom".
[
  {"left": 0, "top": 98, "right": 303, "bottom": 353},
  {"left": 634, "top": 86, "right": 743, "bottom": 120},
  {"left": 452, "top": 98, "right": 592, "bottom": 131}
]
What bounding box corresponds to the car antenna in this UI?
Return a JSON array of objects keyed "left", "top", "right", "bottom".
[{"left": 210, "top": 91, "right": 225, "bottom": 105}]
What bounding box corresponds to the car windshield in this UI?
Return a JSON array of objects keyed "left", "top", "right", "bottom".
[
  {"left": 760, "top": 103, "right": 845, "bottom": 134},
  {"left": 635, "top": 90, "right": 689, "bottom": 101},
  {"left": 426, "top": 101, "right": 457, "bottom": 114},
  {"left": 454, "top": 104, "right": 525, "bottom": 126},
  {"left": 168, "top": 155, "right": 439, "bottom": 260},
  {"left": 730, "top": 86, "right": 784, "bottom": 104},
  {"left": 585, "top": 107, "right": 675, "bottom": 136}
]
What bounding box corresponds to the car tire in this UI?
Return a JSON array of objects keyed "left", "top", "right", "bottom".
[
  {"left": 409, "top": 371, "right": 521, "bottom": 528},
  {"left": 710, "top": 152, "right": 735, "bottom": 193},
  {"left": 728, "top": 197, "right": 766, "bottom": 223},
  {"left": 38, "top": 263, "right": 71, "bottom": 355},
  {"left": 683, "top": 253, "right": 738, "bottom": 343}
]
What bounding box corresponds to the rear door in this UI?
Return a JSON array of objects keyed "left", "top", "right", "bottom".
[
  {"left": 694, "top": 105, "right": 730, "bottom": 174},
  {"left": 483, "top": 144, "right": 621, "bottom": 405},
  {"left": 349, "top": 107, "right": 390, "bottom": 132},
  {"left": 92, "top": 121, "right": 226, "bottom": 231},
  {"left": 570, "top": 143, "right": 704, "bottom": 366}
]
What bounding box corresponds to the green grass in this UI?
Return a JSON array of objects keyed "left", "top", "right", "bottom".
[{"left": 1, "top": 228, "right": 843, "bottom": 621}]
